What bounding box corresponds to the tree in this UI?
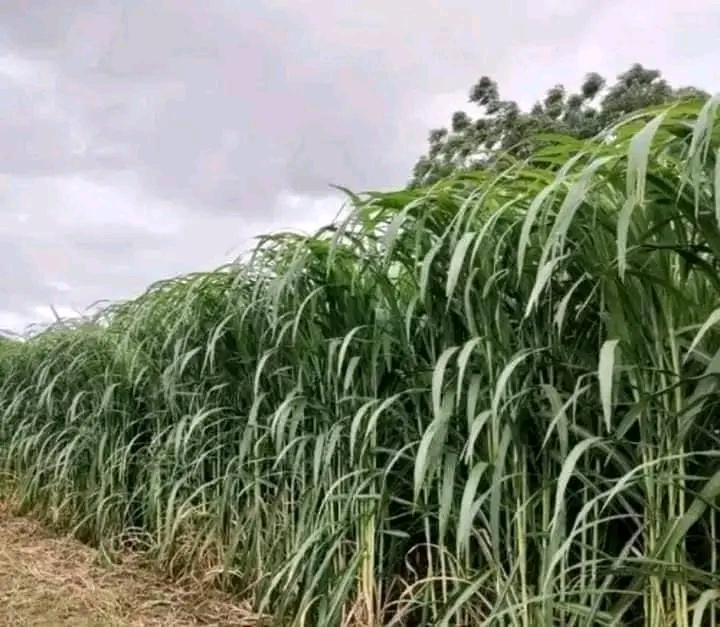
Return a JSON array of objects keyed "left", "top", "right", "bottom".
[{"left": 410, "top": 63, "right": 709, "bottom": 187}]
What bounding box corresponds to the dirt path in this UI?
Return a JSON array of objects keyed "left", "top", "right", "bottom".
[{"left": 0, "top": 502, "right": 259, "bottom": 627}]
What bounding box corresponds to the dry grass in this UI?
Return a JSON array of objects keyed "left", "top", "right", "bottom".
[{"left": 0, "top": 501, "right": 262, "bottom": 627}]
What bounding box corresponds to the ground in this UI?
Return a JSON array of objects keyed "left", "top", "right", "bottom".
[{"left": 0, "top": 501, "right": 259, "bottom": 627}]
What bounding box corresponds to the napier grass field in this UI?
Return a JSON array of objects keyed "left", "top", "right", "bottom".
[{"left": 1, "top": 98, "right": 720, "bottom": 626}]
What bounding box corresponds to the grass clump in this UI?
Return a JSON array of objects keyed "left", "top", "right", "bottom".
[{"left": 1, "top": 97, "right": 720, "bottom": 626}]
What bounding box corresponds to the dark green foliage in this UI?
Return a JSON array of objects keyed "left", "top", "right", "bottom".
[{"left": 411, "top": 62, "right": 710, "bottom": 187}]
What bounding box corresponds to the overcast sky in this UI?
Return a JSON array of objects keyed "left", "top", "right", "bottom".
[{"left": 1, "top": 0, "right": 718, "bottom": 332}]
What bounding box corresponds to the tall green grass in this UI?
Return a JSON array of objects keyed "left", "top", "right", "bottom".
[{"left": 1, "top": 98, "right": 720, "bottom": 626}]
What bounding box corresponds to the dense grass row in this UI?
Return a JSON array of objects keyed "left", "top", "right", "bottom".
[{"left": 1, "top": 98, "right": 720, "bottom": 626}]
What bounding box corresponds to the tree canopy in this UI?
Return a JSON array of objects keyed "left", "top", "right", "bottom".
[{"left": 410, "top": 63, "right": 709, "bottom": 187}]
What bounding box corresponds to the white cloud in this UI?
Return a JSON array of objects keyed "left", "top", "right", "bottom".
[
  {"left": 0, "top": 310, "right": 31, "bottom": 335},
  {"left": 1, "top": 165, "right": 345, "bottom": 333}
]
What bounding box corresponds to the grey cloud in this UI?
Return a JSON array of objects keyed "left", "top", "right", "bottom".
[
  {"left": 0, "top": 0, "right": 717, "bottom": 334},
  {"left": 1, "top": 0, "right": 606, "bottom": 217},
  {"left": 0, "top": 237, "right": 63, "bottom": 312},
  {"left": 0, "top": 118, "right": 84, "bottom": 176},
  {"left": 67, "top": 228, "right": 166, "bottom": 259}
]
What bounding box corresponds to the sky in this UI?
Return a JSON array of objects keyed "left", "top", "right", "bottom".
[{"left": 1, "top": 0, "right": 718, "bottom": 333}]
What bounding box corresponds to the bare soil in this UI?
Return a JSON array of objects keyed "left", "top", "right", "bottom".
[{"left": 0, "top": 501, "right": 260, "bottom": 627}]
